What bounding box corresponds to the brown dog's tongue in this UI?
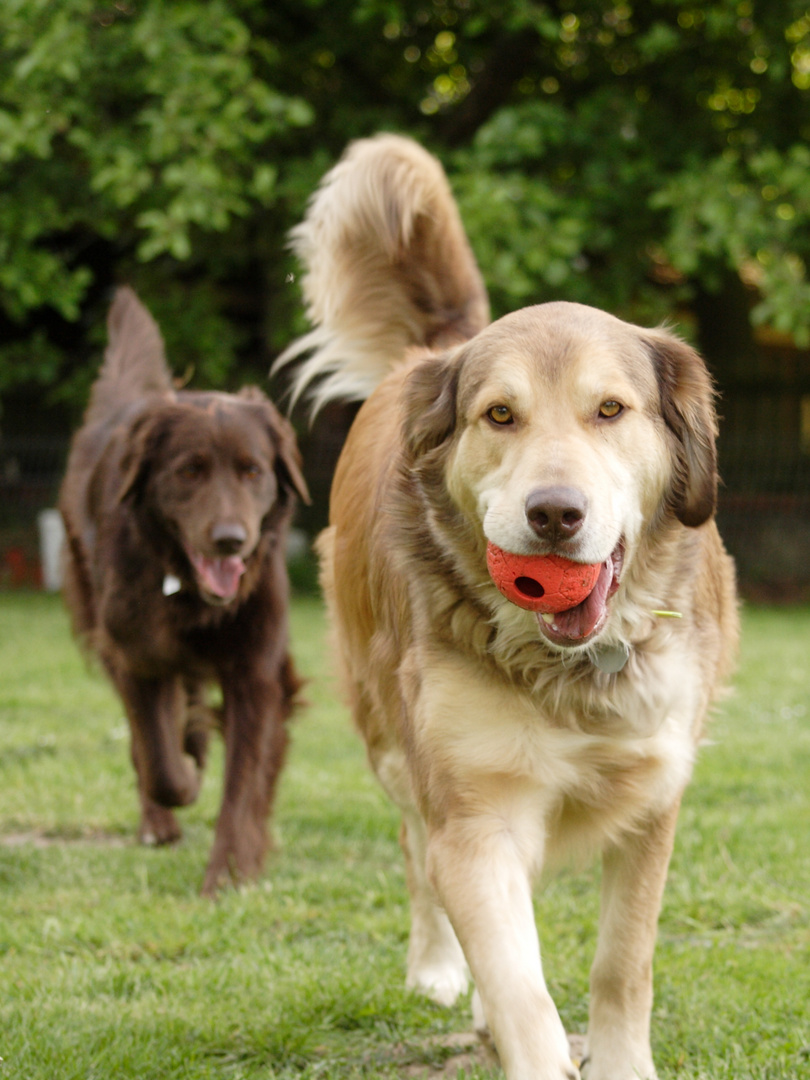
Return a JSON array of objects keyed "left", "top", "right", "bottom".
[{"left": 188, "top": 552, "right": 246, "bottom": 599}]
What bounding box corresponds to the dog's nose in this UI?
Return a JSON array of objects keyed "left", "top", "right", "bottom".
[
  {"left": 525, "top": 486, "right": 587, "bottom": 542},
  {"left": 211, "top": 522, "right": 247, "bottom": 555}
]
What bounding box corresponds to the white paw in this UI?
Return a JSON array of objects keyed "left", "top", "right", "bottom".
[
  {"left": 407, "top": 960, "right": 469, "bottom": 1007},
  {"left": 582, "top": 1042, "right": 657, "bottom": 1080}
]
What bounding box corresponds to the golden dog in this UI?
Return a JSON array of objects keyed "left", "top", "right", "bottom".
[{"left": 279, "top": 135, "right": 738, "bottom": 1080}]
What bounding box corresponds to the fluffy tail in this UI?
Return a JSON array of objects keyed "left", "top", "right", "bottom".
[
  {"left": 83, "top": 286, "right": 173, "bottom": 425},
  {"left": 275, "top": 133, "right": 489, "bottom": 413}
]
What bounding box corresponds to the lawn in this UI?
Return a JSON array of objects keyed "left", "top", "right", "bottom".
[{"left": 0, "top": 593, "right": 808, "bottom": 1079}]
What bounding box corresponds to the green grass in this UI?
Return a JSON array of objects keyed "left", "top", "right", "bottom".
[{"left": 0, "top": 594, "right": 808, "bottom": 1079}]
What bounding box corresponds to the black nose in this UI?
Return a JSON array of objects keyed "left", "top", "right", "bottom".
[
  {"left": 525, "top": 486, "right": 587, "bottom": 542},
  {"left": 211, "top": 522, "right": 247, "bottom": 555}
]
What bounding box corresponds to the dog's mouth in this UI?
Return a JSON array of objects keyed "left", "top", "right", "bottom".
[
  {"left": 185, "top": 548, "right": 247, "bottom": 605},
  {"left": 534, "top": 544, "right": 624, "bottom": 648}
]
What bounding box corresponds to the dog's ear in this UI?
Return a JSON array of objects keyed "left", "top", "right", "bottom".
[
  {"left": 240, "top": 388, "right": 310, "bottom": 505},
  {"left": 117, "top": 409, "right": 173, "bottom": 504},
  {"left": 646, "top": 329, "right": 718, "bottom": 528},
  {"left": 273, "top": 414, "right": 311, "bottom": 506},
  {"left": 402, "top": 351, "right": 463, "bottom": 460}
]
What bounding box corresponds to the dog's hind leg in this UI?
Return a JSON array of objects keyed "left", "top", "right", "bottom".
[
  {"left": 372, "top": 746, "right": 469, "bottom": 1005},
  {"left": 183, "top": 678, "right": 215, "bottom": 772},
  {"left": 400, "top": 806, "right": 469, "bottom": 1006}
]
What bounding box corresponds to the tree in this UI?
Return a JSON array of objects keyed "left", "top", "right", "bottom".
[
  {"left": 2, "top": 0, "right": 810, "bottom": 422},
  {"left": 0, "top": 0, "right": 314, "bottom": 414}
]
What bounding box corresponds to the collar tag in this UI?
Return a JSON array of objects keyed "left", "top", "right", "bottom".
[
  {"left": 162, "top": 573, "right": 182, "bottom": 597},
  {"left": 593, "top": 642, "right": 630, "bottom": 674}
]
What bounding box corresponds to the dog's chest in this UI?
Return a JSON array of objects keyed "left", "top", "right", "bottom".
[
  {"left": 99, "top": 574, "right": 226, "bottom": 676},
  {"left": 411, "top": 649, "right": 697, "bottom": 833}
]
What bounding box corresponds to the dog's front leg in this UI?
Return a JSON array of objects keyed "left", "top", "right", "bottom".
[
  {"left": 115, "top": 671, "right": 202, "bottom": 844},
  {"left": 427, "top": 817, "right": 579, "bottom": 1080},
  {"left": 585, "top": 799, "right": 682, "bottom": 1080},
  {"left": 202, "top": 665, "right": 290, "bottom": 895}
]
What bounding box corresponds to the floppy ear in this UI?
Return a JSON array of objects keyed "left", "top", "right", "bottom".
[
  {"left": 402, "top": 351, "right": 462, "bottom": 460},
  {"left": 646, "top": 329, "right": 718, "bottom": 528},
  {"left": 240, "top": 388, "right": 310, "bottom": 505},
  {"left": 273, "top": 414, "right": 310, "bottom": 505},
  {"left": 117, "top": 409, "right": 174, "bottom": 504}
]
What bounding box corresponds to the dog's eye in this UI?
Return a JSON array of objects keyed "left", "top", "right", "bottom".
[
  {"left": 487, "top": 405, "right": 514, "bottom": 426},
  {"left": 178, "top": 459, "right": 207, "bottom": 480},
  {"left": 598, "top": 400, "right": 623, "bottom": 419},
  {"left": 239, "top": 461, "right": 262, "bottom": 479}
]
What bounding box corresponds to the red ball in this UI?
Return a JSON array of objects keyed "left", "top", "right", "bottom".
[{"left": 486, "top": 542, "right": 601, "bottom": 613}]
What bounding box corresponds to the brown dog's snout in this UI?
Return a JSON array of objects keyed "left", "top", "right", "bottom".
[
  {"left": 525, "top": 485, "right": 587, "bottom": 543},
  {"left": 211, "top": 521, "right": 248, "bottom": 555}
]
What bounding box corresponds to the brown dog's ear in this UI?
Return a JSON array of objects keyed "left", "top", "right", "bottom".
[
  {"left": 646, "top": 329, "right": 718, "bottom": 528},
  {"left": 117, "top": 409, "right": 174, "bottom": 504},
  {"left": 274, "top": 413, "right": 310, "bottom": 505},
  {"left": 240, "top": 388, "right": 310, "bottom": 505},
  {"left": 402, "top": 351, "right": 463, "bottom": 460}
]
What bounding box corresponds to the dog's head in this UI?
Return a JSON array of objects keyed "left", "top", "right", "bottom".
[
  {"left": 402, "top": 301, "right": 717, "bottom": 649},
  {"left": 118, "top": 388, "right": 309, "bottom": 605}
]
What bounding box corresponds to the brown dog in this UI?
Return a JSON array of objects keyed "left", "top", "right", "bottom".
[
  {"left": 279, "top": 135, "right": 738, "bottom": 1079},
  {"left": 60, "top": 287, "right": 308, "bottom": 895}
]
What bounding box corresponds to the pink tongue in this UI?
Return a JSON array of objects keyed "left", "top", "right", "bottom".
[
  {"left": 541, "top": 559, "right": 614, "bottom": 641},
  {"left": 188, "top": 552, "right": 246, "bottom": 599}
]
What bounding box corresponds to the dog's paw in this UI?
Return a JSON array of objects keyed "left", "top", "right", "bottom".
[
  {"left": 472, "top": 989, "right": 581, "bottom": 1080},
  {"left": 406, "top": 959, "right": 469, "bottom": 1007},
  {"left": 583, "top": 1059, "right": 656, "bottom": 1080},
  {"left": 582, "top": 1032, "right": 658, "bottom": 1080},
  {"left": 138, "top": 803, "right": 181, "bottom": 846}
]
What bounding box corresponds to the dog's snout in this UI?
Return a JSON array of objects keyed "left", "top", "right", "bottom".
[
  {"left": 525, "top": 486, "right": 587, "bottom": 542},
  {"left": 211, "top": 521, "right": 248, "bottom": 555}
]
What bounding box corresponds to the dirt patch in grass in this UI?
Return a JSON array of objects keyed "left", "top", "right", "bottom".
[
  {"left": 402, "top": 1031, "right": 587, "bottom": 1077},
  {"left": 0, "top": 829, "right": 132, "bottom": 848}
]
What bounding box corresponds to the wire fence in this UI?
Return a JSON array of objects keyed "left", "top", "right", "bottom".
[{"left": 1, "top": 428, "right": 808, "bottom": 598}]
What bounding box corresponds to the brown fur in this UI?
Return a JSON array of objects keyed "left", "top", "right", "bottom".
[
  {"left": 60, "top": 287, "right": 309, "bottom": 895},
  {"left": 281, "top": 135, "right": 739, "bottom": 1080}
]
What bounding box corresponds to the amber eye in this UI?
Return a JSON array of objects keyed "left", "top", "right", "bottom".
[
  {"left": 239, "top": 461, "right": 262, "bottom": 479},
  {"left": 598, "top": 400, "right": 623, "bottom": 419},
  {"left": 487, "top": 405, "right": 514, "bottom": 425}
]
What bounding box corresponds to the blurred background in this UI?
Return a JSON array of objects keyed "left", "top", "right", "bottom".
[{"left": 1, "top": 0, "right": 808, "bottom": 599}]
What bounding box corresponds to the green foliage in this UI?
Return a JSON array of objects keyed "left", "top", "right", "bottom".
[
  {"left": 2, "top": 0, "right": 810, "bottom": 415},
  {"left": 655, "top": 145, "right": 810, "bottom": 345},
  {"left": 1, "top": 0, "right": 311, "bottom": 296},
  {"left": 0, "top": 0, "right": 312, "bottom": 410},
  {"left": 447, "top": 1, "right": 810, "bottom": 327}
]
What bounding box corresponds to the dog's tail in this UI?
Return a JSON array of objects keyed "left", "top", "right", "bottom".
[
  {"left": 83, "top": 286, "right": 173, "bottom": 424},
  {"left": 275, "top": 133, "right": 489, "bottom": 413}
]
